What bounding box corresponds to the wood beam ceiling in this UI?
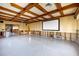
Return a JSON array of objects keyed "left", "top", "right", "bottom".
[
  {"left": 0, "top": 6, "right": 39, "bottom": 20},
  {"left": 0, "top": 11, "right": 28, "bottom": 21},
  {"left": 33, "top": 3, "right": 54, "bottom": 18},
  {"left": 74, "top": 8, "right": 79, "bottom": 18},
  {"left": 27, "top": 3, "right": 78, "bottom": 20},
  {"left": 12, "top": 3, "right": 35, "bottom": 21},
  {"left": 10, "top": 3, "right": 39, "bottom": 16},
  {"left": 0, "top": 11, "right": 15, "bottom": 16},
  {"left": 27, "top": 13, "right": 74, "bottom": 23},
  {"left": 0, "top": 15, "right": 25, "bottom": 22},
  {"left": 0, "top": 15, "right": 12, "bottom": 21},
  {"left": 0, "top": 6, "right": 32, "bottom": 20},
  {"left": 10, "top": 3, "right": 46, "bottom": 20},
  {"left": 0, "top": 3, "right": 79, "bottom": 23},
  {"left": 0, "top": 6, "right": 17, "bottom": 14}
]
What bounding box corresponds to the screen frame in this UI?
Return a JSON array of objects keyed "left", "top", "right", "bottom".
[{"left": 42, "top": 19, "right": 60, "bottom": 31}]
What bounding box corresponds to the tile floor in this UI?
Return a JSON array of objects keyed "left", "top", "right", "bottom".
[{"left": 0, "top": 35, "right": 79, "bottom": 56}]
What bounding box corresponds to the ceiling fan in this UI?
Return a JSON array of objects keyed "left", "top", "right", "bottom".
[{"left": 45, "top": 3, "right": 52, "bottom": 7}]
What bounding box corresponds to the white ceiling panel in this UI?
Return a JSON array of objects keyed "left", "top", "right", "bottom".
[
  {"left": 63, "top": 7, "right": 77, "bottom": 14},
  {"left": 43, "top": 15, "right": 51, "bottom": 18},
  {"left": 0, "top": 3, "right": 21, "bottom": 12},
  {"left": 61, "top": 3, "right": 72, "bottom": 7},
  {"left": 51, "top": 12, "right": 61, "bottom": 17},
  {"left": 15, "top": 3, "right": 29, "bottom": 8},
  {"left": 30, "top": 7, "right": 44, "bottom": 15},
  {"left": 39, "top": 3, "right": 57, "bottom": 12},
  {"left": 24, "top": 12, "right": 36, "bottom": 17}
]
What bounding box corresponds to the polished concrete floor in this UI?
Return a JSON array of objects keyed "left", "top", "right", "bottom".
[{"left": 0, "top": 35, "right": 79, "bottom": 56}]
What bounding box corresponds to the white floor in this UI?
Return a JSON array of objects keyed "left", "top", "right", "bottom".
[{"left": 0, "top": 35, "right": 79, "bottom": 56}]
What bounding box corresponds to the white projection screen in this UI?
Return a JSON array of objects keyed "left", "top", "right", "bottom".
[{"left": 43, "top": 20, "right": 60, "bottom": 30}]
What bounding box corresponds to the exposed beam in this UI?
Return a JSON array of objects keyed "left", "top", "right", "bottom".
[
  {"left": 0, "top": 15, "right": 13, "bottom": 18},
  {"left": 0, "top": 17, "right": 10, "bottom": 21},
  {"left": 61, "top": 3, "right": 78, "bottom": 10},
  {"left": 55, "top": 3, "right": 64, "bottom": 16},
  {"left": 27, "top": 18, "right": 45, "bottom": 23},
  {"left": 74, "top": 8, "right": 79, "bottom": 19},
  {"left": 0, "top": 15, "right": 12, "bottom": 21},
  {"left": 58, "top": 13, "right": 74, "bottom": 18},
  {"left": 76, "top": 3, "right": 79, "bottom": 6}
]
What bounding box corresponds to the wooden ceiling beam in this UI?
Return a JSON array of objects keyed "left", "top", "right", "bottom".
[
  {"left": 27, "top": 18, "right": 45, "bottom": 23},
  {"left": 55, "top": 3, "right": 64, "bottom": 16},
  {"left": 0, "top": 15, "right": 12, "bottom": 21},
  {"left": 58, "top": 13, "right": 74, "bottom": 18},
  {"left": 74, "top": 8, "right": 79, "bottom": 19},
  {"left": 76, "top": 3, "right": 79, "bottom": 7},
  {"left": 61, "top": 3, "right": 78, "bottom": 10},
  {"left": 0, "top": 17, "right": 10, "bottom": 21},
  {"left": 0, "top": 15, "right": 13, "bottom": 18}
]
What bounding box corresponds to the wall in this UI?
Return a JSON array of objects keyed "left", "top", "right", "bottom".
[
  {"left": 0, "top": 15, "right": 79, "bottom": 33},
  {"left": 0, "top": 23, "right": 5, "bottom": 31},
  {"left": 27, "top": 15, "right": 79, "bottom": 33},
  {"left": 27, "top": 21, "right": 42, "bottom": 31},
  {"left": 60, "top": 15, "right": 77, "bottom": 33},
  {"left": 0, "top": 20, "right": 27, "bottom": 31},
  {"left": 77, "top": 19, "right": 79, "bottom": 30}
]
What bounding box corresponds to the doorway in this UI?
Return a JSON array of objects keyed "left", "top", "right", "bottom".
[{"left": 5, "top": 24, "right": 19, "bottom": 37}]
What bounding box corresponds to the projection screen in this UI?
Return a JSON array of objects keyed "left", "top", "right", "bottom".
[{"left": 43, "top": 20, "right": 60, "bottom": 30}]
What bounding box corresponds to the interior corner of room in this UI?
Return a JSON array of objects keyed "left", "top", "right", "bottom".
[{"left": 0, "top": 3, "right": 79, "bottom": 56}]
